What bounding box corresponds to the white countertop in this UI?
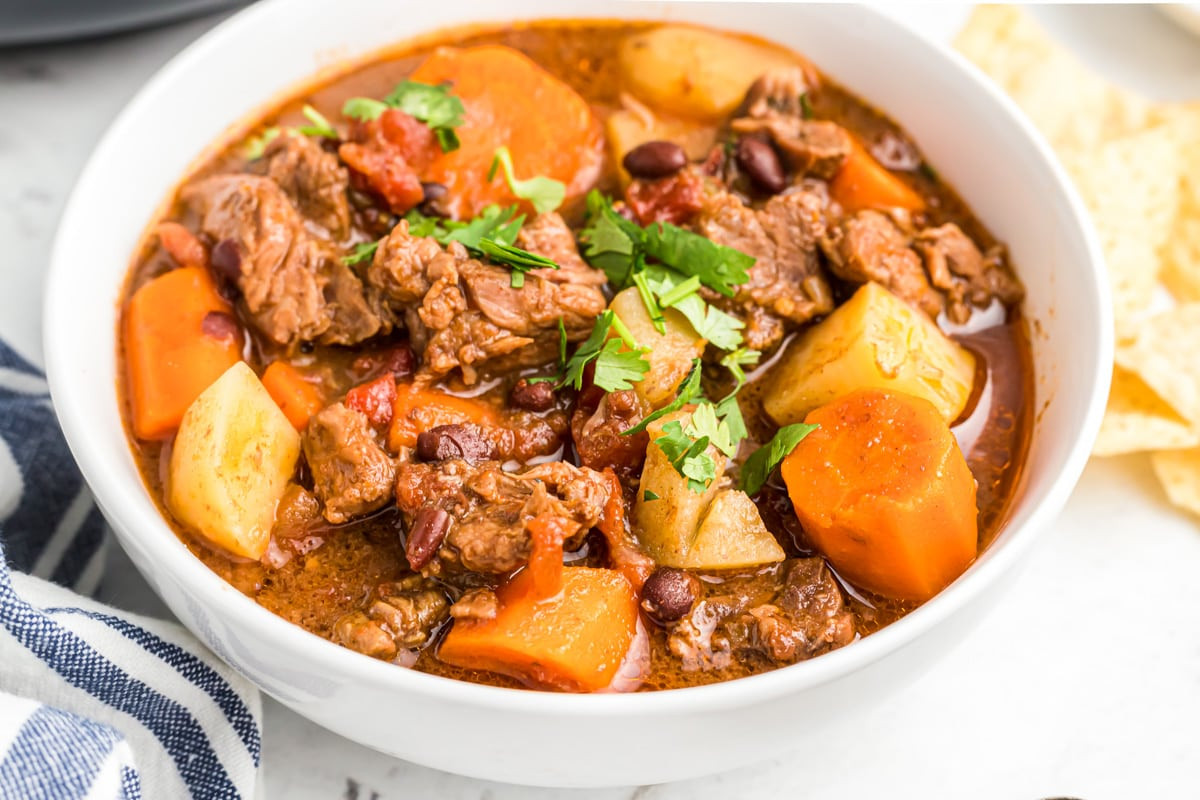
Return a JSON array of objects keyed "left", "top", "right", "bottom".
[{"left": 3, "top": 4, "right": 1199, "bottom": 798}]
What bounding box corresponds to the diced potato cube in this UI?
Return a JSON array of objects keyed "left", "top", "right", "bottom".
[
  {"left": 677, "top": 489, "right": 785, "bottom": 569},
  {"left": 620, "top": 26, "right": 798, "bottom": 119},
  {"left": 609, "top": 287, "right": 706, "bottom": 409},
  {"left": 763, "top": 282, "right": 976, "bottom": 426},
  {"left": 167, "top": 361, "right": 301, "bottom": 560},
  {"left": 634, "top": 413, "right": 784, "bottom": 570},
  {"left": 635, "top": 412, "right": 725, "bottom": 564}
]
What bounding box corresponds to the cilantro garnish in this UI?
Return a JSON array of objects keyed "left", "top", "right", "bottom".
[
  {"left": 404, "top": 205, "right": 557, "bottom": 285},
  {"left": 342, "top": 79, "right": 465, "bottom": 152},
  {"left": 342, "top": 240, "right": 379, "bottom": 266},
  {"left": 720, "top": 347, "right": 761, "bottom": 387},
  {"left": 643, "top": 490, "right": 660, "bottom": 502},
  {"left": 242, "top": 127, "right": 281, "bottom": 160},
  {"left": 739, "top": 423, "right": 819, "bottom": 496},
  {"left": 296, "top": 104, "right": 338, "bottom": 139},
  {"left": 557, "top": 310, "right": 650, "bottom": 393},
  {"left": 489, "top": 146, "right": 566, "bottom": 215},
  {"left": 656, "top": 420, "right": 719, "bottom": 494},
  {"left": 621, "top": 359, "right": 702, "bottom": 437},
  {"left": 799, "top": 93, "right": 814, "bottom": 120}
]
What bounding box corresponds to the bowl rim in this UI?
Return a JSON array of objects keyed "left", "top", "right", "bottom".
[{"left": 44, "top": 0, "right": 1113, "bottom": 715}]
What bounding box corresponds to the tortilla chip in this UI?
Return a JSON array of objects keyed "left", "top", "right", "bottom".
[
  {"left": 1115, "top": 304, "right": 1200, "bottom": 425},
  {"left": 1095, "top": 367, "right": 1200, "bottom": 456},
  {"left": 1152, "top": 447, "right": 1200, "bottom": 517}
]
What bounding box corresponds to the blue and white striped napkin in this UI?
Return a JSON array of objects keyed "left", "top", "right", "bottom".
[{"left": 0, "top": 340, "right": 262, "bottom": 799}]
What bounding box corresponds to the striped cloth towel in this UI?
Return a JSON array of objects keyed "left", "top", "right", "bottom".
[{"left": 0, "top": 340, "right": 263, "bottom": 798}]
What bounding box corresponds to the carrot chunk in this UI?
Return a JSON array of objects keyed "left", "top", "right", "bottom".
[
  {"left": 410, "top": 45, "right": 604, "bottom": 217},
  {"left": 386, "top": 384, "right": 501, "bottom": 450},
  {"left": 829, "top": 137, "right": 926, "bottom": 214},
  {"left": 780, "top": 389, "right": 977, "bottom": 602},
  {"left": 439, "top": 567, "right": 639, "bottom": 692},
  {"left": 124, "top": 267, "right": 241, "bottom": 440},
  {"left": 261, "top": 361, "right": 325, "bottom": 431}
]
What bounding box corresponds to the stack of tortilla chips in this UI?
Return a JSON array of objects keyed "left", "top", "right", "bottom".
[{"left": 957, "top": 5, "right": 1200, "bottom": 518}]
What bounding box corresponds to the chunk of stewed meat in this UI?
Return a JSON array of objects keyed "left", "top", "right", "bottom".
[
  {"left": 625, "top": 168, "right": 706, "bottom": 226},
  {"left": 332, "top": 575, "right": 449, "bottom": 660},
  {"left": 182, "top": 174, "right": 383, "bottom": 346},
  {"left": 303, "top": 402, "right": 397, "bottom": 524},
  {"left": 263, "top": 133, "right": 352, "bottom": 239},
  {"left": 571, "top": 388, "right": 649, "bottom": 478},
  {"left": 449, "top": 587, "right": 499, "bottom": 622},
  {"left": 732, "top": 117, "right": 851, "bottom": 181},
  {"left": 695, "top": 189, "right": 834, "bottom": 352},
  {"left": 365, "top": 220, "right": 606, "bottom": 384},
  {"left": 732, "top": 558, "right": 856, "bottom": 663},
  {"left": 393, "top": 459, "right": 611, "bottom": 575},
  {"left": 821, "top": 210, "right": 943, "bottom": 318},
  {"left": 914, "top": 223, "right": 1024, "bottom": 324},
  {"left": 514, "top": 212, "right": 605, "bottom": 283}
]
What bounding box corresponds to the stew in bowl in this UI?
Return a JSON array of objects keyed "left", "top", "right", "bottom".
[{"left": 118, "top": 19, "right": 1032, "bottom": 694}]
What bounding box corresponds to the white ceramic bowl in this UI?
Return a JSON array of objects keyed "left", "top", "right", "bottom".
[{"left": 45, "top": 0, "right": 1111, "bottom": 787}]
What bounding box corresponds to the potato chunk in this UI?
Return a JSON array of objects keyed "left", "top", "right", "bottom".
[
  {"left": 763, "top": 282, "right": 975, "bottom": 426},
  {"left": 620, "top": 26, "right": 797, "bottom": 119},
  {"left": 635, "top": 412, "right": 784, "bottom": 569},
  {"left": 606, "top": 106, "right": 716, "bottom": 184},
  {"left": 167, "top": 361, "right": 301, "bottom": 560},
  {"left": 609, "top": 287, "right": 706, "bottom": 409}
]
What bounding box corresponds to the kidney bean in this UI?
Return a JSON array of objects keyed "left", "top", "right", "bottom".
[
  {"left": 736, "top": 137, "right": 787, "bottom": 194},
  {"left": 210, "top": 239, "right": 243, "bottom": 284},
  {"left": 200, "top": 310, "right": 239, "bottom": 342},
  {"left": 622, "top": 140, "right": 687, "bottom": 179},
  {"left": 405, "top": 506, "right": 450, "bottom": 570},
  {"left": 509, "top": 378, "right": 555, "bottom": 412},
  {"left": 416, "top": 424, "right": 496, "bottom": 462},
  {"left": 640, "top": 567, "right": 701, "bottom": 626},
  {"left": 418, "top": 181, "right": 449, "bottom": 217}
]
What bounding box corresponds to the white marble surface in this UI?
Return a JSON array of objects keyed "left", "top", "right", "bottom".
[{"left": 3, "top": 4, "right": 1200, "bottom": 798}]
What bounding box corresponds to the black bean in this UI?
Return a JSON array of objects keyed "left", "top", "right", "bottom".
[
  {"left": 416, "top": 424, "right": 496, "bottom": 462},
  {"left": 419, "top": 181, "right": 449, "bottom": 217},
  {"left": 210, "top": 239, "right": 243, "bottom": 283},
  {"left": 622, "top": 140, "right": 687, "bottom": 179},
  {"left": 406, "top": 506, "right": 450, "bottom": 570},
  {"left": 640, "top": 567, "right": 701, "bottom": 626},
  {"left": 735, "top": 137, "right": 787, "bottom": 194},
  {"left": 509, "top": 378, "right": 555, "bottom": 412},
  {"left": 200, "top": 310, "right": 239, "bottom": 342}
]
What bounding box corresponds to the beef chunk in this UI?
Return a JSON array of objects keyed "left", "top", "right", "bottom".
[
  {"left": 365, "top": 220, "right": 606, "bottom": 383},
  {"left": 741, "top": 66, "right": 814, "bottom": 120},
  {"left": 695, "top": 190, "right": 834, "bottom": 352},
  {"left": 667, "top": 558, "right": 855, "bottom": 670},
  {"left": 733, "top": 558, "right": 856, "bottom": 663},
  {"left": 393, "top": 459, "right": 611, "bottom": 575},
  {"left": 914, "top": 223, "right": 1024, "bottom": 323},
  {"left": 821, "top": 210, "right": 943, "bottom": 318},
  {"left": 449, "top": 587, "right": 499, "bottom": 622},
  {"left": 263, "top": 133, "right": 352, "bottom": 239},
  {"left": 332, "top": 575, "right": 449, "bottom": 660},
  {"left": 732, "top": 117, "right": 851, "bottom": 180},
  {"left": 303, "top": 402, "right": 397, "bottom": 523},
  {"left": 182, "top": 174, "right": 383, "bottom": 346},
  {"left": 571, "top": 388, "right": 649, "bottom": 478}
]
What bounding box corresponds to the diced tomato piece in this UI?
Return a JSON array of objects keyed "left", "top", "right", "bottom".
[
  {"left": 338, "top": 110, "right": 437, "bottom": 215},
  {"left": 345, "top": 374, "right": 398, "bottom": 428},
  {"left": 625, "top": 171, "right": 705, "bottom": 226}
]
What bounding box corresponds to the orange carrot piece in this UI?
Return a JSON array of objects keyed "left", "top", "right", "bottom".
[
  {"left": 410, "top": 45, "right": 604, "bottom": 218},
  {"left": 524, "top": 514, "right": 569, "bottom": 601},
  {"left": 155, "top": 221, "right": 208, "bottom": 268},
  {"left": 387, "top": 384, "right": 500, "bottom": 450},
  {"left": 780, "top": 389, "right": 977, "bottom": 602},
  {"left": 124, "top": 267, "right": 241, "bottom": 440},
  {"left": 261, "top": 361, "right": 325, "bottom": 431},
  {"left": 829, "top": 137, "right": 926, "bottom": 214},
  {"left": 439, "top": 567, "right": 639, "bottom": 692},
  {"left": 597, "top": 469, "right": 654, "bottom": 592}
]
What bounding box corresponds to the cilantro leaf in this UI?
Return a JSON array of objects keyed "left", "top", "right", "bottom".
[
  {"left": 720, "top": 347, "right": 761, "bottom": 387},
  {"left": 643, "top": 490, "right": 660, "bottom": 502},
  {"left": 405, "top": 205, "right": 553, "bottom": 286},
  {"left": 655, "top": 421, "right": 718, "bottom": 494},
  {"left": 343, "top": 80, "right": 465, "bottom": 151},
  {"left": 341, "top": 97, "right": 389, "bottom": 121},
  {"left": 243, "top": 126, "right": 281, "bottom": 160},
  {"left": 578, "top": 191, "right": 641, "bottom": 286},
  {"left": 799, "top": 92, "right": 814, "bottom": 120},
  {"left": 342, "top": 240, "right": 379, "bottom": 266},
  {"left": 621, "top": 358, "right": 702, "bottom": 437},
  {"left": 686, "top": 402, "right": 738, "bottom": 458},
  {"left": 490, "top": 146, "right": 566, "bottom": 214},
  {"left": 296, "top": 104, "right": 338, "bottom": 139},
  {"left": 558, "top": 310, "right": 649, "bottom": 392},
  {"left": 476, "top": 238, "right": 557, "bottom": 287},
  {"left": 641, "top": 221, "right": 754, "bottom": 298},
  {"left": 557, "top": 318, "right": 568, "bottom": 369},
  {"left": 714, "top": 391, "right": 748, "bottom": 448},
  {"left": 669, "top": 293, "right": 744, "bottom": 351},
  {"left": 632, "top": 271, "right": 666, "bottom": 334},
  {"left": 739, "top": 423, "right": 819, "bottom": 496}
]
